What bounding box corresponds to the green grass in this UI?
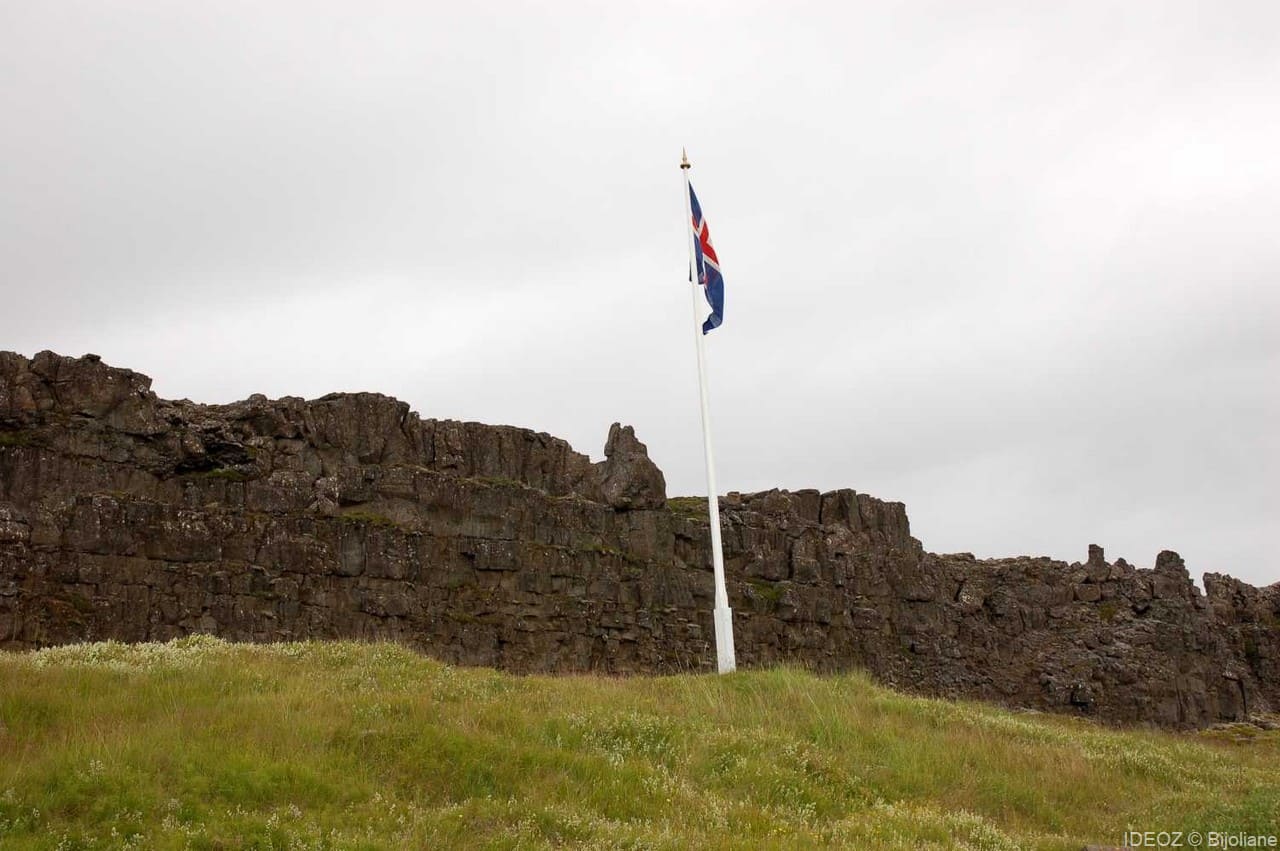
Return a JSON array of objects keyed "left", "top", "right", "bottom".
[
  {"left": 1, "top": 638, "right": 1276, "bottom": 849},
  {"left": 747, "top": 578, "right": 785, "bottom": 606},
  {"left": 665, "top": 496, "right": 708, "bottom": 521},
  {"left": 0, "top": 429, "right": 36, "bottom": 447},
  {"left": 337, "top": 510, "right": 399, "bottom": 528}
]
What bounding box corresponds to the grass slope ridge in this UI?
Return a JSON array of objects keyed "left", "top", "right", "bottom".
[{"left": 1, "top": 639, "right": 1276, "bottom": 850}]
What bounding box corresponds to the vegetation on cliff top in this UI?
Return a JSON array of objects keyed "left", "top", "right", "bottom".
[
  {"left": 1, "top": 638, "right": 1276, "bottom": 850},
  {"left": 664, "top": 496, "right": 709, "bottom": 521}
]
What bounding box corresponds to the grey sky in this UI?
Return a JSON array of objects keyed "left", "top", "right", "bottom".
[{"left": 2, "top": 1, "right": 1277, "bottom": 586}]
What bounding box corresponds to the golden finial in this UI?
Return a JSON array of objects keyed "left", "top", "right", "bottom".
[{"left": 680, "top": 148, "right": 691, "bottom": 170}]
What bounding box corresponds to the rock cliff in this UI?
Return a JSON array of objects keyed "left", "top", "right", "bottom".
[{"left": 1, "top": 351, "right": 1276, "bottom": 728}]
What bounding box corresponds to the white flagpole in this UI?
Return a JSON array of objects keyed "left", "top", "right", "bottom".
[{"left": 680, "top": 148, "right": 736, "bottom": 674}]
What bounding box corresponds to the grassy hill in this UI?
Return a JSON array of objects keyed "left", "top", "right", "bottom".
[{"left": 1, "top": 638, "right": 1276, "bottom": 850}]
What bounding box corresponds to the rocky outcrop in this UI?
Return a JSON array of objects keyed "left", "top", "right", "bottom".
[
  {"left": 595, "top": 423, "right": 666, "bottom": 510},
  {"left": 1, "top": 351, "right": 1277, "bottom": 728}
]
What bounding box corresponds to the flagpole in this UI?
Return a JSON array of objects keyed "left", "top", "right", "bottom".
[{"left": 681, "top": 148, "right": 736, "bottom": 674}]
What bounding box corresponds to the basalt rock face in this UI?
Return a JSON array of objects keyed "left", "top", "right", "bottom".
[
  {"left": 596, "top": 423, "right": 666, "bottom": 511},
  {"left": 1, "top": 351, "right": 1277, "bottom": 729}
]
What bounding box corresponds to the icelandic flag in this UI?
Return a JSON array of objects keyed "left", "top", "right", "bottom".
[{"left": 689, "top": 183, "right": 724, "bottom": 334}]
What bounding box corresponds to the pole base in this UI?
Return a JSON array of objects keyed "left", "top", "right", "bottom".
[{"left": 714, "top": 606, "right": 736, "bottom": 674}]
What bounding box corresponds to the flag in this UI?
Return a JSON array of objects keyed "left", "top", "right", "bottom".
[{"left": 689, "top": 183, "right": 724, "bottom": 334}]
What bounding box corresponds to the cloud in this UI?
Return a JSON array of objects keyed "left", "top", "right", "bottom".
[{"left": 2, "top": 0, "right": 1276, "bottom": 586}]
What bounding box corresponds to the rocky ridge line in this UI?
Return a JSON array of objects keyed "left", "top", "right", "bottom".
[{"left": 1, "top": 350, "right": 1276, "bottom": 728}]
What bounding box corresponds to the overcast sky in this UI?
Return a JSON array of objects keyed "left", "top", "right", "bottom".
[{"left": 2, "top": 1, "right": 1276, "bottom": 587}]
